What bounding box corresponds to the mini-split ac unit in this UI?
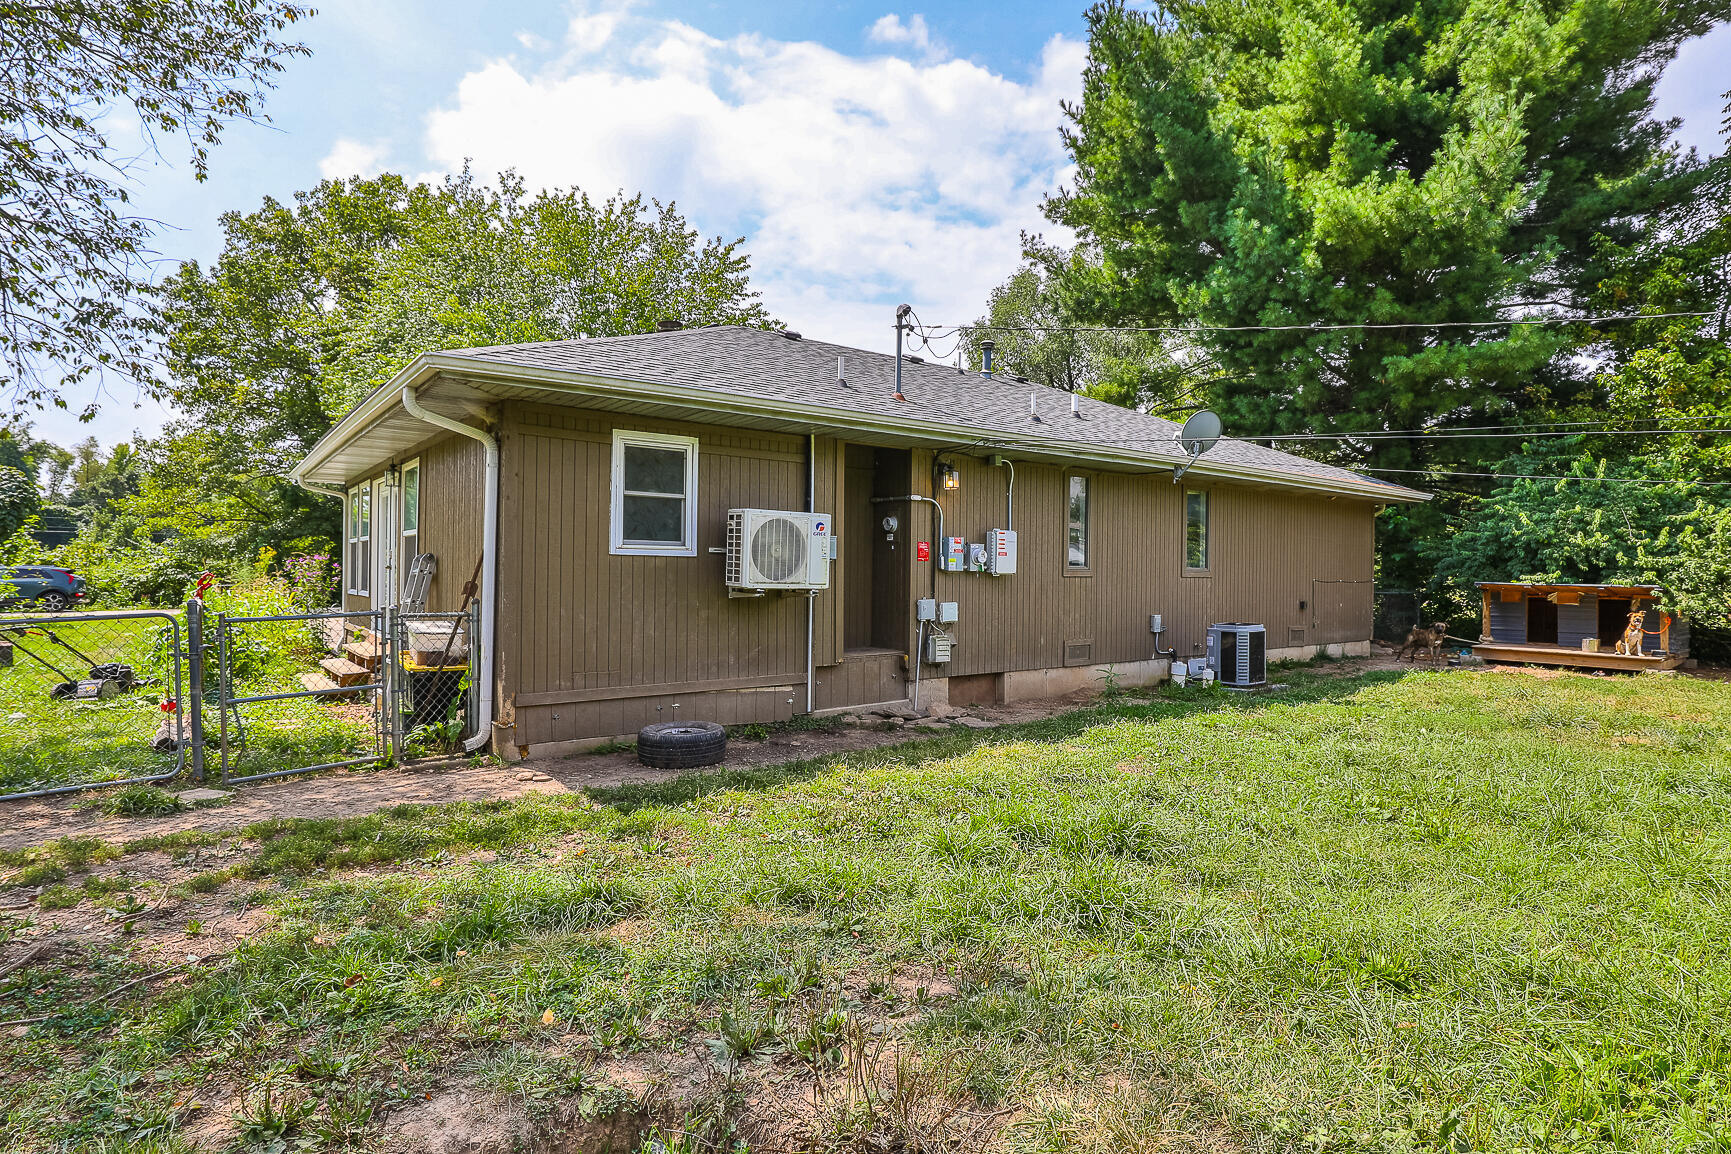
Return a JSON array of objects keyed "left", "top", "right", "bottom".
[
  {"left": 1206, "top": 622, "right": 1267, "bottom": 688},
  {"left": 726, "top": 509, "right": 834, "bottom": 591}
]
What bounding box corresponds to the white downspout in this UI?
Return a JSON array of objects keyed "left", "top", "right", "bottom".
[
  {"left": 400, "top": 387, "right": 498, "bottom": 753},
  {"left": 806, "top": 432, "right": 816, "bottom": 716}
]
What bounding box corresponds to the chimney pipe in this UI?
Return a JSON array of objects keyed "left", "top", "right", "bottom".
[{"left": 981, "top": 339, "right": 995, "bottom": 379}]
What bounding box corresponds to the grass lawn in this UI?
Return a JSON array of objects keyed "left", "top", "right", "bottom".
[{"left": 2, "top": 665, "right": 1729, "bottom": 1152}]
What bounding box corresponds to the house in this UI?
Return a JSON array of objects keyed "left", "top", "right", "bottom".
[
  {"left": 1473, "top": 581, "right": 1690, "bottom": 671},
  {"left": 293, "top": 325, "right": 1427, "bottom": 756}
]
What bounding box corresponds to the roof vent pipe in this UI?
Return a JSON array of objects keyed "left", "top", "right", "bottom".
[
  {"left": 1029, "top": 394, "right": 1041, "bottom": 423},
  {"left": 837, "top": 355, "right": 849, "bottom": 388},
  {"left": 1072, "top": 393, "right": 1081, "bottom": 419},
  {"left": 980, "top": 339, "right": 995, "bottom": 379},
  {"left": 655, "top": 318, "right": 683, "bottom": 331}
]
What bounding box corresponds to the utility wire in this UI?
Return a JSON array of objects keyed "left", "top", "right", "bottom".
[
  {"left": 1249, "top": 426, "right": 1731, "bottom": 442},
  {"left": 918, "top": 310, "right": 1715, "bottom": 336},
  {"left": 1362, "top": 467, "right": 1731, "bottom": 487}
]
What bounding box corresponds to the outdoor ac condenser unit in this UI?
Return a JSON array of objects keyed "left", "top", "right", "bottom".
[
  {"left": 1206, "top": 622, "right": 1266, "bottom": 688},
  {"left": 725, "top": 509, "right": 833, "bottom": 591}
]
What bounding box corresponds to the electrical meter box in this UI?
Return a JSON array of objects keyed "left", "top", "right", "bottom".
[
  {"left": 986, "top": 528, "right": 1018, "bottom": 575},
  {"left": 967, "top": 542, "right": 988, "bottom": 572},
  {"left": 925, "top": 631, "right": 953, "bottom": 663},
  {"left": 942, "top": 536, "right": 966, "bottom": 572}
]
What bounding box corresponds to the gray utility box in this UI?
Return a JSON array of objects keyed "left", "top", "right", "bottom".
[{"left": 1206, "top": 623, "right": 1267, "bottom": 688}]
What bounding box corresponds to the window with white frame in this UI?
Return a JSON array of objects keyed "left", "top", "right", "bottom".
[
  {"left": 400, "top": 460, "right": 420, "bottom": 547},
  {"left": 347, "top": 484, "right": 371, "bottom": 595},
  {"left": 1184, "top": 489, "right": 1210, "bottom": 572},
  {"left": 610, "top": 430, "right": 699, "bottom": 555}
]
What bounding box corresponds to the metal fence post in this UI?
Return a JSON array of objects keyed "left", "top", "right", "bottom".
[{"left": 186, "top": 598, "right": 205, "bottom": 783}]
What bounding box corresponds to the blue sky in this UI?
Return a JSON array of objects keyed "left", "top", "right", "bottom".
[{"left": 27, "top": 2, "right": 1731, "bottom": 448}]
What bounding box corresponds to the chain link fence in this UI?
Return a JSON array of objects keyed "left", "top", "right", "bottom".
[
  {"left": 0, "top": 610, "right": 184, "bottom": 800},
  {"left": 0, "top": 599, "right": 480, "bottom": 799}
]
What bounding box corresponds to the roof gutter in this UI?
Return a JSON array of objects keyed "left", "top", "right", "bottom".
[
  {"left": 399, "top": 386, "right": 499, "bottom": 755},
  {"left": 299, "top": 354, "right": 1427, "bottom": 503}
]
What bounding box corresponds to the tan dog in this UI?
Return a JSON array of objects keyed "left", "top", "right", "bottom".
[
  {"left": 1614, "top": 609, "right": 1644, "bottom": 656},
  {"left": 1397, "top": 621, "right": 1449, "bottom": 664}
]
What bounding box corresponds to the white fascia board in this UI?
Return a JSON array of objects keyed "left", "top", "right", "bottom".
[{"left": 298, "top": 353, "right": 1429, "bottom": 503}]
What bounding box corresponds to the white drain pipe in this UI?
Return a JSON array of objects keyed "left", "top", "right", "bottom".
[{"left": 401, "top": 387, "right": 498, "bottom": 753}]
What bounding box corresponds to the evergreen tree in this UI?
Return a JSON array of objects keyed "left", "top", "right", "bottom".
[{"left": 1046, "top": 0, "right": 1725, "bottom": 471}]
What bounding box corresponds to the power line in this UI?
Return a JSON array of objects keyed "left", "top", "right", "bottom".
[
  {"left": 1249, "top": 426, "right": 1731, "bottom": 442},
  {"left": 1362, "top": 467, "right": 1731, "bottom": 487},
  {"left": 923, "top": 310, "right": 1714, "bottom": 336}
]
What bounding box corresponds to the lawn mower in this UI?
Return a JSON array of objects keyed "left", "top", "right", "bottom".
[{"left": 2, "top": 625, "right": 142, "bottom": 701}]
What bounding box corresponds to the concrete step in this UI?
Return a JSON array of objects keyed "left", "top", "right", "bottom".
[{"left": 318, "top": 657, "right": 371, "bottom": 687}]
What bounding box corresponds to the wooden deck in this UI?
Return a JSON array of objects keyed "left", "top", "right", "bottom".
[{"left": 1472, "top": 642, "right": 1685, "bottom": 672}]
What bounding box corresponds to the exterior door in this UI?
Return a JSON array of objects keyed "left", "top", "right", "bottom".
[{"left": 372, "top": 475, "right": 400, "bottom": 608}]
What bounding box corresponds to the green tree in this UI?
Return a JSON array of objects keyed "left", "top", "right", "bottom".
[
  {"left": 1045, "top": 0, "right": 1724, "bottom": 469},
  {"left": 324, "top": 170, "right": 771, "bottom": 410},
  {"left": 142, "top": 167, "right": 773, "bottom": 563},
  {"left": 1, "top": 0, "right": 311, "bottom": 413},
  {"left": 0, "top": 466, "right": 39, "bottom": 541},
  {"left": 960, "top": 255, "right": 1195, "bottom": 414}
]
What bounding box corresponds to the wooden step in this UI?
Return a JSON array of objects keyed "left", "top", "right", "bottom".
[
  {"left": 299, "top": 671, "right": 359, "bottom": 699},
  {"left": 342, "top": 639, "right": 384, "bottom": 670},
  {"left": 318, "top": 657, "right": 371, "bottom": 687}
]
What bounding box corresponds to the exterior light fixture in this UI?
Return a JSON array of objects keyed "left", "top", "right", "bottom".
[{"left": 940, "top": 462, "right": 960, "bottom": 491}]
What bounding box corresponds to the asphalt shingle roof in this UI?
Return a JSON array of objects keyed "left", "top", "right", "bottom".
[{"left": 439, "top": 325, "right": 1421, "bottom": 499}]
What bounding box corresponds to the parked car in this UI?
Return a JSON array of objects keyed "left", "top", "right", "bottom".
[{"left": 1, "top": 566, "right": 89, "bottom": 613}]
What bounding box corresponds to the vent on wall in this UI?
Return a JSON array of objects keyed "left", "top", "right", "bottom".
[{"left": 1064, "top": 639, "right": 1094, "bottom": 666}]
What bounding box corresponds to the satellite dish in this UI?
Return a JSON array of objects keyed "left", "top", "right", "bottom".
[
  {"left": 1172, "top": 409, "right": 1223, "bottom": 483},
  {"left": 1177, "top": 410, "right": 1223, "bottom": 457}
]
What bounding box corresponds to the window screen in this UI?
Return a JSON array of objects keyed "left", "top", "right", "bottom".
[
  {"left": 611, "top": 432, "right": 698, "bottom": 554},
  {"left": 401, "top": 462, "right": 419, "bottom": 538},
  {"left": 347, "top": 485, "right": 371, "bottom": 594},
  {"left": 1067, "top": 475, "right": 1089, "bottom": 569},
  {"left": 1185, "top": 489, "right": 1209, "bottom": 570}
]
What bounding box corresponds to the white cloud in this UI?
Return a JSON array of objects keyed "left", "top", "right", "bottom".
[
  {"left": 419, "top": 12, "right": 1082, "bottom": 352},
  {"left": 867, "top": 13, "right": 939, "bottom": 58},
  {"left": 318, "top": 137, "right": 390, "bottom": 180}
]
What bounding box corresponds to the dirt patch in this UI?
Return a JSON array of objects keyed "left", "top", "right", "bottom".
[
  {"left": 0, "top": 695, "right": 1096, "bottom": 853},
  {"left": 383, "top": 1087, "right": 649, "bottom": 1154}
]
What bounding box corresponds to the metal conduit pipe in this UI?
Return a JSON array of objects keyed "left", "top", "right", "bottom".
[{"left": 400, "top": 387, "right": 499, "bottom": 754}]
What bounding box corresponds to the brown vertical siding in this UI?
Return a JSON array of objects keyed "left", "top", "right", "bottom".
[
  {"left": 485, "top": 403, "right": 1377, "bottom": 743},
  {"left": 338, "top": 431, "right": 486, "bottom": 614},
  {"left": 498, "top": 403, "right": 820, "bottom": 743},
  {"left": 414, "top": 435, "right": 486, "bottom": 611},
  {"left": 887, "top": 453, "right": 1375, "bottom": 677}
]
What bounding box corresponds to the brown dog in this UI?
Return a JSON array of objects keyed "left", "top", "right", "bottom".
[
  {"left": 1614, "top": 609, "right": 1644, "bottom": 656},
  {"left": 1397, "top": 621, "right": 1449, "bottom": 663}
]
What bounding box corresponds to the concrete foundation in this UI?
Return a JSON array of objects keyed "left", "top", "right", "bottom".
[{"left": 1000, "top": 658, "right": 1171, "bottom": 703}]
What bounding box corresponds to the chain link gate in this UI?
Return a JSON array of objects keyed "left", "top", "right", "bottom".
[
  {"left": 0, "top": 610, "right": 185, "bottom": 801},
  {"left": 390, "top": 608, "right": 479, "bottom": 759},
  {"left": 214, "top": 608, "right": 391, "bottom": 785}
]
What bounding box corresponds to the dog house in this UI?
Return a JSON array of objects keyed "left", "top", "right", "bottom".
[{"left": 1473, "top": 582, "right": 1690, "bottom": 671}]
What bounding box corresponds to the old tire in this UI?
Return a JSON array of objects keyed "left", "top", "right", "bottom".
[{"left": 636, "top": 721, "right": 726, "bottom": 769}]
